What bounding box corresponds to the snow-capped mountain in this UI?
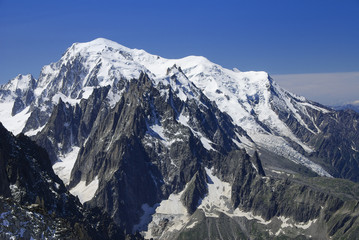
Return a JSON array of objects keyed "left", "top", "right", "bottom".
[
  {"left": 0, "top": 38, "right": 332, "bottom": 175},
  {"left": 1, "top": 38, "right": 359, "bottom": 239},
  {"left": 1, "top": 38, "right": 357, "bottom": 180}
]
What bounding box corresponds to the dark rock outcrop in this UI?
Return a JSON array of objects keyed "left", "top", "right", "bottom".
[
  {"left": 181, "top": 170, "right": 208, "bottom": 214},
  {"left": 0, "top": 122, "right": 136, "bottom": 240}
]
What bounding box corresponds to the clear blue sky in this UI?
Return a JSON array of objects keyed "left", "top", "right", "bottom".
[{"left": 0, "top": 0, "right": 358, "bottom": 104}]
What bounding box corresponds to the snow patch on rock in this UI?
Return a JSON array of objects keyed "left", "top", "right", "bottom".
[
  {"left": 142, "top": 183, "right": 190, "bottom": 239},
  {"left": 0, "top": 102, "right": 31, "bottom": 135},
  {"left": 70, "top": 176, "right": 99, "bottom": 204},
  {"left": 53, "top": 147, "right": 80, "bottom": 186}
]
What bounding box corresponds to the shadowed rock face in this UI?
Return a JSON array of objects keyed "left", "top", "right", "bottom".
[
  {"left": 307, "top": 109, "right": 359, "bottom": 180},
  {"left": 0, "top": 122, "right": 66, "bottom": 209},
  {"left": 0, "top": 124, "right": 12, "bottom": 198},
  {"left": 0, "top": 122, "right": 141, "bottom": 240},
  {"left": 34, "top": 86, "right": 111, "bottom": 164},
  {"left": 181, "top": 170, "right": 208, "bottom": 214},
  {"left": 56, "top": 73, "right": 242, "bottom": 232}
]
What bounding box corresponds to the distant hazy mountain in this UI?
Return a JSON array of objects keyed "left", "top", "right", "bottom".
[
  {"left": 1, "top": 38, "right": 359, "bottom": 239},
  {"left": 331, "top": 102, "right": 359, "bottom": 113}
]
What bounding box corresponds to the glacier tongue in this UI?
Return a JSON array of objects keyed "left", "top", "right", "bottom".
[{"left": 251, "top": 134, "right": 331, "bottom": 177}]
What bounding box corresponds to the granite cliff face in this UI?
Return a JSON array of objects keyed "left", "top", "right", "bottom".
[
  {"left": 35, "top": 72, "right": 245, "bottom": 232},
  {"left": 1, "top": 38, "right": 359, "bottom": 239},
  {"left": 0, "top": 123, "right": 142, "bottom": 239}
]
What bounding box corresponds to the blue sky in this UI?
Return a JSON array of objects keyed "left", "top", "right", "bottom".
[{"left": 0, "top": 0, "right": 358, "bottom": 105}]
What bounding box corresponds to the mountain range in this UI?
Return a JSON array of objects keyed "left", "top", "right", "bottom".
[
  {"left": 1, "top": 38, "right": 359, "bottom": 239},
  {"left": 332, "top": 103, "right": 359, "bottom": 114}
]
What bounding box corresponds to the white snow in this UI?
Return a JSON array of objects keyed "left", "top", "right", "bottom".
[
  {"left": 155, "top": 192, "right": 188, "bottom": 217},
  {"left": 146, "top": 123, "right": 175, "bottom": 147},
  {"left": 70, "top": 176, "right": 99, "bottom": 204},
  {"left": 199, "top": 135, "right": 215, "bottom": 151},
  {"left": 299, "top": 102, "right": 331, "bottom": 113},
  {"left": 275, "top": 229, "right": 284, "bottom": 236},
  {"left": 0, "top": 102, "right": 31, "bottom": 135},
  {"left": 148, "top": 124, "right": 167, "bottom": 141},
  {"left": 177, "top": 112, "right": 190, "bottom": 126},
  {"left": 271, "top": 169, "right": 291, "bottom": 177},
  {"left": 252, "top": 134, "right": 331, "bottom": 177},
  {"left": 198, "top": 168, "right": 232, "bottom": 218},
  {"left": 274, "top": 216, "right": 317, "bottom": 236},
  {"left": 186, "top": 221, "right": 198, "bottom": 229},
  {"left": 37, "top": 38, "right": 148, "bottom": 93},
  {"left": 33, "top": 87, "right": 45, "bottom": 97},
  {"left": 144, "top": 166, "right": 276, "bottom": 239},
  {"left": 24, "top": 125, "right": 45, "bottom": 137},
  {"left": 135, "top": 52, "right": 326, "bottom": 172},
  {"left": 81, "top": 86, "right": 95, "bottom": 99},
  {"left": 176, "top": 112, "right": 216, "bottom": 151},
  {"left": 9, "top": 184, "right": 20, "bottom": 200},
  {"left": 52, "top": 92, "right": 81, "bottom": 106},
  {"left": 146, "top": 117, "right": 187, "bottom": 149},
  {"left": 107, "top": 88, "right": 125, "bottom": 108},
  {"left": 352, "top": 146, "right": 359, "bottom": 152},
  {"left": 295, "top": 218, "right": 317, "bottom": 229},
  {"left": 198, "top": 168, "right": 271, "bottom": 224},
  {"left": 2, "top": 74, "right": 33, "bottom": 92},
  {"left": 143, "top": 183, "right": 190, "bottom": 239},
  {"left": 52, "top": 147, "right": 80, "bottom": 186},
  {"left": 233, "top": 133, "right": 255, "bottom": 154},
  {"left": 196, "top": 134, "right": 214, "bottom": 151}
]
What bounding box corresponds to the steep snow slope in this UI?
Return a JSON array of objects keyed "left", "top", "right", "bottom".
[
  {"left": 1, "top": 74, "right": 35, "bottom": 93},
  {"left": 0, "top": 74, "right": 35, "bottom": 134}
]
